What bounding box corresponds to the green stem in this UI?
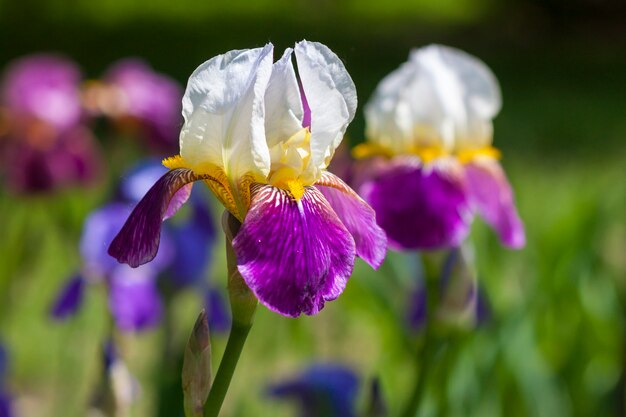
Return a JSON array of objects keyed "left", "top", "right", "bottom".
[
  {"left": 203, "top": 321, "right": 252, "bottom": 417},
  {"left": 400, "top": 251, "right": 445, "bottom": 417},
  {"left": 201, "top": 212, "right": 258, "bottom": 417}
]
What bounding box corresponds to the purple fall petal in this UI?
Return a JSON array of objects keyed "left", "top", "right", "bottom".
[
  {"left": 50, "top": 274, "right": 85, "bottom": 320},
  {"left": 464, "top": 160, "right": 525, "bottom": 248},
  {"left": 315, "top": 172, "right": 387, "bottom": 268},
  {"left": 360, "top": 161, "right": 471, "bottom": 250},
  {"left": 108, "top": 168, "right": 199, "bottom": 268},
  {"left": 233, "top": 184, "right": 356, "bottom": 317},
  {"left": 108, "top": 265, "right": 163, "bottom": 332}
]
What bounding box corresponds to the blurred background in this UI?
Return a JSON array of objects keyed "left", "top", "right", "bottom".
[{"left": 0, "top": 0, "right": 625, "bottom": 416}]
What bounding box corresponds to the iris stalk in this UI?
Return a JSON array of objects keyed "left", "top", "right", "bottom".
[
  {"left": 203, "top": 213, "right": 257, "bottom": 417},
  {"left": 400, "top": 252, "right": 445, "bottom": 417}
]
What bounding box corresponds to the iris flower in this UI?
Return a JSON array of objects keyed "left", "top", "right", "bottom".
[
  {"left": 109, "top": 41, "right": 387, "bottom": 317},
  {"left": 0, "top": 54, "right": 101, "bottom": 193},
  {"left": 354, "top": 45, "right": 525, "bottom": 250},
  {"left": 84, "top": 59, "right": 183, "bottom": 152}
]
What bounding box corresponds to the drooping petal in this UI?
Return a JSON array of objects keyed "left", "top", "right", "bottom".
[
  {"left": 464, "top": 159, "right": 525, "bottom": 248},
  {"left": 180, "top": 45, "right": 274, "bottom": 182},
  {"left": 264, "top": 48, "right": 303, "bottom": 148},
  {"left": 108, "top": 168, "right": 202, "bottom": 268},
  {"left": 233, "top": 184, "right": 355, "bottom": 317},
  {"left": 108, "top": 265, "right": 163, "bottom": 332},
  {"left": 295, "top": 41, "right": 357, "bottom": 174},
  {"left": 315, "top": 171, "right": 387, "bottom": 268},
  {"left": 360, "top": 160, "right": 472, "bottom": 250},
  {"left": 49, "top": 274, "right": 85, "bottom": 320}
]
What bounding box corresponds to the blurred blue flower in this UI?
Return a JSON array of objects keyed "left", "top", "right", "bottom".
[
  {"left": 0, "top": 343, "right": 12, "bottom": 417},
  {"left": 51, "top": 160, "right": 225, "bottom": 332},
  {"left": 49, "top": 274, "right": 85, "bottom": 320},
  {"left": 268, "top": 364, "right": 359, "bottom": 417},
  {"left": 204, "top": 288, "right": 230, "bottom": 333}
]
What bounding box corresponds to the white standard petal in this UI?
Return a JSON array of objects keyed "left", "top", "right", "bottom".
[
  {"left": 410, "top": 45, "right": 501, "bottom": 149},
  {"left": 294, "top": 41, "right": 357, "bottom": 179},
  {"left": 264, "top": 48, "right": 304, "bottom": 148},
  {"left": 179, "top": 44, "right": 274, "bottom": 181}
]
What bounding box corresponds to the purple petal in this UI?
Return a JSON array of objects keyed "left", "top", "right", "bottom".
[
  {"left": 298, "top": 81, "right": 311, "bottom": 129},
  {"left": 108, "top": 168, "right": 199, "bottom": 268},
  {"left": 108, "top": 265, "right": 163, "bottom": 332},
  {"left": 50, "top": 274, "right": 85, "bottom": 320},
  {"left": 464, "top": 160, "right": 525, "bottom": 248},
  {"left": 315, "top": 172, "right": 387, "bottom": 268},
  {"left": 233, "top": 185, "right": 356, "bottom": 317},
  {"left": 360, "top": 161, "right": 472, "bottom": 250}
]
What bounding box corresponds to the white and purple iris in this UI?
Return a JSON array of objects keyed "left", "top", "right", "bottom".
[
  {"left": 354, "top": 45, "right": 525, "bottom": 250},
  {"left": 109, "top": 41, "right": 387, "bottom": 317}
]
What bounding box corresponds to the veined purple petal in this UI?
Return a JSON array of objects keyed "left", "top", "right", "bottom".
[
  {"left": 108, "top": 265, "right": 163, "bottom": 332},
  {"left": 315, "top": 172, "right": 387, "bottom": 268},
  {"left": 233, "top": 184, "right": 356, "bottom": 317},
  {"left": 82, "top": 203, "right": 173, "bottom": 278},
  {"left": 360, "top": 161, "right": 471, "bottom": 250},
  {"left": 464, "top": 160, "right": 525, "bottom": 248},
  {"left": 108, "top": 168, "right": 200, "bottom": 268},
  {"left": 50, "top": 274, "right": 85, "bottom": 320},
  {"left": 268, "top": 364, "right": 359, "bottom": 417}
]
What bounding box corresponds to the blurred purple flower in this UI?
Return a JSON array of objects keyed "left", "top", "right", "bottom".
[
  {"left": 87, "top": 59, "right": 182, "bottom": 152},
  {"left": 408, "top": 250, "right": 492, "bottom": 330},
  {"left": 50, "top": 274, "right": 85, "bottom": 320},
  {"left": 1, "top": 54, "right": 82, "bottom": 129},
  {"left": 269, "top": 364, "right": 359, "bottom": 417},
  {"left": 0, "top": 391, "right": 11, "bottom": 417},
  {"left": 355, "top": 45, "right": 524, "bottom": 251},
  {"left": 0, "top": 54, "right": 101, "bottom": 193}
]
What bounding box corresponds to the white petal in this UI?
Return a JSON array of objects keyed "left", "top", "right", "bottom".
[
  {"left": 365, "top": 44, "right": 501, "bottom": 152},
  {"left": 180, "top": 44, "right": 274, "bottom": 181},
  {"left": 264, "top": 48, "right": 303, "bottom": 148},
  {"left": 294, "top": 41, "right": 357, "bottom": 175}
]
